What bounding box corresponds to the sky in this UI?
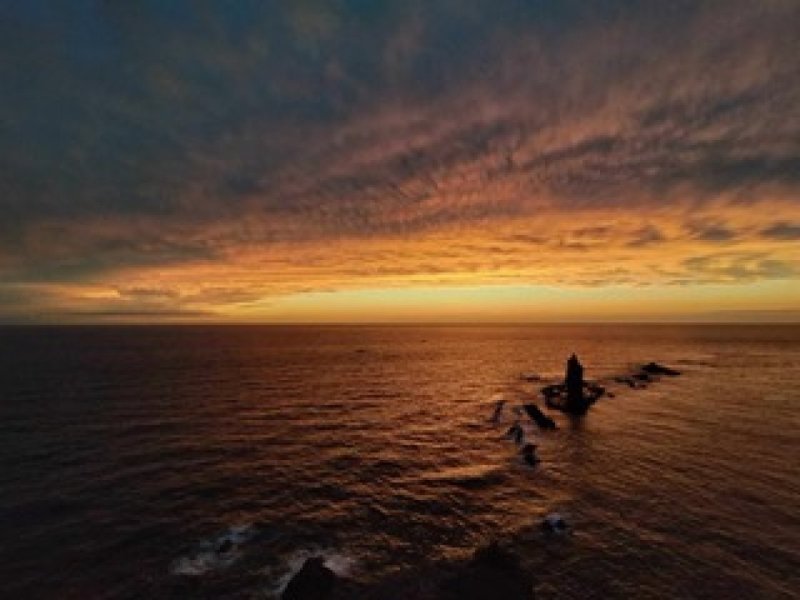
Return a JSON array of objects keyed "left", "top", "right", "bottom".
[{"left": 1, "top": 0, "right": 799, "bottom": 323}]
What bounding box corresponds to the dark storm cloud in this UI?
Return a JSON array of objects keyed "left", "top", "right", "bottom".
[{"left": 0, "top": 0, "right": 798, "bottom": 291}]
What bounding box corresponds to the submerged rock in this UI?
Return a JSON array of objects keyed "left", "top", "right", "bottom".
[{"left": 282, "top": 557, "right": 337, "bottom": 600}]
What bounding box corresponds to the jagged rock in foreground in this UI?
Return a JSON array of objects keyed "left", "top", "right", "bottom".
[
  {"left": 441, "top": 542, "right": 535, "bottom": 600},
  {"left": 326, "top": 543, "right": 535, "bottom": 599},
  {"left": 282, "top": 557, "right": 337, "bottom": 600}
]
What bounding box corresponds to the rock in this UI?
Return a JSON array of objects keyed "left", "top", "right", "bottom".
[
  {"left": 540, "top": 513, "right": 569, "bottom": 534},
  {"left": 614, "top": 375, "right": 641, "bottom": 389},
  {"left": 540, "top": 383, "right": 564, "bottom": 400},
  {"left": 506, "top": 422, "right": 524, "bottom": 444},
  {"left": 565, "top": 353, "right": 584, "bottom": 408},
  {"left": 521, "top": 443, "right": 539, "bottom": 466},
  {"left": 584, "top": 383, "right": 606, "bottom": 401},
  {"left": 490, "top": 399, "right": 505, "bottom": 423},
  {"left": 442, "top": 542, "right": 534, "bottom": 600},
  {"left": 641, "top": 362, "right": 681, "bottom": 376},
  {"left": 282, "top": 557, "right": 337, "bottom": 600},
  {"left": 523, "top": 404, "right": 556, "bottom": 430}
]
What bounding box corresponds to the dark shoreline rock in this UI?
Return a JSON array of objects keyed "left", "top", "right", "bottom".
[
  {"left": 282, "top": 557, "right": 337, "bottom": 600},
  {"left": 442, "top": 543, "right": 535, "bottom": 600}
]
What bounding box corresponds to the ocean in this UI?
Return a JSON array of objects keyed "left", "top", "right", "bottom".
[{"left": 1, "top": 324, "right": 798, "bottom": 598}]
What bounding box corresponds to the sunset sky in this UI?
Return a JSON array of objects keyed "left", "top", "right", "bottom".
[{"left": 1, "top": 0, "right": 799, "bottom": 322}]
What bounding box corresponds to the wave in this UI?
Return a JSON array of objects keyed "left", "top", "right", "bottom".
[{"left": 170, "top": 523, "right": 261, "bottom": 576}]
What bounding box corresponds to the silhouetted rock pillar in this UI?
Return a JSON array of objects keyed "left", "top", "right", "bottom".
[{"left": 565, "top": 353, "right": 584, "bottom": 411}]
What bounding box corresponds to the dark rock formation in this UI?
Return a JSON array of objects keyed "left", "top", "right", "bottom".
[
  {"left": 521, "top": 443, "right": 539, "bottom": 466},
  {"left": 565, "top": 354, "right": 584, "bottom": 408},
  {"left": 282, "top": 557, "right": 337, "bottom": 600},
  {"left": 506, "top": 422, "right": 525, "bottom": 444},
  {"left": 538, "top": 355, "right": 600, "bottom": 414},
  {"left": 613, "top": 375, "right": 643, "bottom": 389},
  {"left": 523, "top": 404, "right": 556, "bottom": 430},
  {"left": 442, "top": 542, "right": 535, "bottom": 600},
  {"left": 641, "top": 362, "right": 681, "bottom": 376},
  {"left": 531, "top": 357, "right": 680, "bottom": 416},
  {"left": 490, "top": 399, "right": 505, "bottom": 423}
]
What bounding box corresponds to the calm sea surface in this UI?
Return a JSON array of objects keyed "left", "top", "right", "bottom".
[{"left": 1, "top": 325, "right": 798, "bottom": 598}]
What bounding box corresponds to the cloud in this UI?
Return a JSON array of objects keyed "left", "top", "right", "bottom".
[
  {"left": 682, "top": 253, "right": 796, "bottom": 282},
  {"left": 686, "top": 221, "right": 738, "bottom": 242},
  {"left": 626, "top": 226, "right": 666, "bottom": 248},
  {"left": 761, "top": 221, "right": 800, "bottom": 240},
  {"left": 0, "top": 0, "right": 799, "bottom": 319}
]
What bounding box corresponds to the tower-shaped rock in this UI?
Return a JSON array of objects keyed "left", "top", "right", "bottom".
[{"left": 565, "top": 353, "right": 585, "bottom": 412}]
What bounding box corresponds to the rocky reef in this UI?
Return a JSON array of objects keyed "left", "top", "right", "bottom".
[{"left": 539, "top": 355, "right": 681, "bottom": 415}]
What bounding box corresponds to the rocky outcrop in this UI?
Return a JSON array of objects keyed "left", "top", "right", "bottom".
[
  {"left": 565, "top": 354, "right": 584, "bottom": 410},
  {"left": 442, "top": 543, "right": 535, "bottom": 600},
  {"left": 523, "top": 404, "right": 556, "bottom": 430},
  {"left": 641, "top": 362, "right": 681, "bottom": 376},
  {"left": 282, "top": 557, "right": 337, "bottom": 600},
  {"left": 538, "top": 354, "right": 606, "bottom": 415},
  {"left": 540, "top": 513, "right": 569, "bottom": 535},
  {"left": 537, "top": 357, "right": 680, "bottom": 414},
  {"left": 521, "top": 443, "right": 539, "bottom": 466}
]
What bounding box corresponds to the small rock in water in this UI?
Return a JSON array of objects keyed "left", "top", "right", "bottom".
[
  {"left": 490, "top": 399, "right": 505, "bottom": 422},
  {"left": 523, "top": 404, "right": 557, "bottom": 430},
  {"left": 506, "top": 422, "right": 525, "bottom": 444},
  {"left": 282, "top": 557, "right": 336, "bottom": 600},
  {"left": 541, "top": 513, "right": 570, "bottom": 534},
  {"left": 641, "top": 361, "right": 681, "bottom": 376},
  {"left": 521, "top": 443, "right": 539, "bottom": 466}
]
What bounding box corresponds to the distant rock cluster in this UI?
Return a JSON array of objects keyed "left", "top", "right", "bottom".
[
  {"left": 491, "top": 355, "right": 682, "bottom": 470},
  {"left": 535, "top": 356, "right": 681, "bottom": 415}
]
